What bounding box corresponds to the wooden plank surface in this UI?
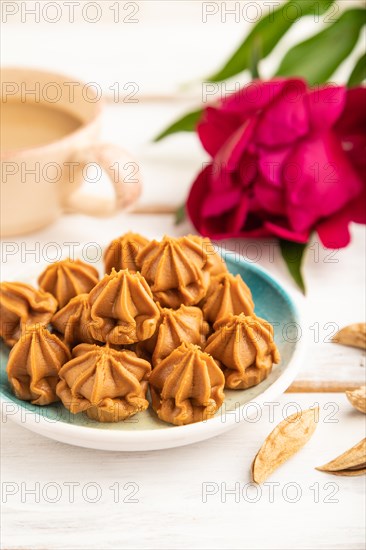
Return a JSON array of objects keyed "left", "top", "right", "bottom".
[
  {"left": 287, "top": 381, "right": 364, "bottom": 393},
  {"left": 2, "top": 393, "right": 365, "bottom": 550}
]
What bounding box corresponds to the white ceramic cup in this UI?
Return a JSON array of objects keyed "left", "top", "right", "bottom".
[{"left": 0, "top": 67, "right": 142, "bottom": 236}]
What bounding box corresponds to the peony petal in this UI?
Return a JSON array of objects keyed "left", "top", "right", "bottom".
[
  {"left": 221, "top": 79, "right": 306, "bottom": 120},
  {"left": 196, "top": 79, "right": 302, "bottom": 159},
  {"left": 187, "top": 166, "right": 247, "bottom": 237},
  {"left": 202, "top": 188, "right": 241, "bottom": 217},
  {"left": 197, "top": 224, "right": 272, "bottom": 241},
  {"left": 255, "top": 80, "right": 308, "bottom": 147},
  {"left": 237, "top": 153, "right": 258, "bottom": 186},
  {"left": 255, "top": 178, "right": 287, "bottom": 216},
  {"left": 285, "top": 131, "right": 363, "bottom": 233},
  {"left": 317, "top": 182, "right": 366, "bottom": 248},
  {"left": 228, "top": 193, "right": 249, "bottom": 233},
  {"left": 317, "top": 213, "right": 352, "bottom": 248},
  {"left": 197, "top": 107, "right": 242, "bottom": 157},
  {"left": 340, "top": 134, "right": 366, "bottom": 181},
  {"left": 335, "top": 88, "right": 366, "bottom": 182},
  {"left": 238, "top": 226, "right": 272, "bottom": 238},
  {"left": 349, "top": 189, "right": 366, "bottom": 224},
  {"left": 335, "top": 88, "right": 366, "bottom": 136},
  {"left": 212, "top": 118, "right": 257, "bottom": 175},
  {"left": 187, "top": 164, "right": 213, "bottom": 234},
  {"left": 257, "top": 147, "right": 291, "bottom": 186},
  {"left": 264, "top": 221, "right": 309, "bottom": 243},
  {"left": 306, "top": 86, "right": 346, "bottom": 131},
  {"left": 209, "top": 163, "right": 237, "bottom": 193}
]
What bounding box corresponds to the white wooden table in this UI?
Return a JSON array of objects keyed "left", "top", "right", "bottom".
[
  {"left": 2, "top": 392, "right": 365, "bottom": 550},
  {"left": 1, "top": 3, "right": 366, "bottom": 547}
]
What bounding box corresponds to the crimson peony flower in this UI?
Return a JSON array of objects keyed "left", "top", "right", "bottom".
[{"left": 187, "top": 79, "right": 366, "bottom": 248}]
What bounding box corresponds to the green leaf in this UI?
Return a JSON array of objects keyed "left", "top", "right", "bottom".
[
  {"left": 347, "top": 53, "right": 366, "bottom": 87},
  {"left": 154, "top": 109, "right": 203, "bottom": 142},
  {"left": 207, "top": 0, "right": 335, "bottom": 82},
  {"left": 276, "top": 8, "right": 366, "bottom": 85},
  {"left": 279, "top": 240, "right": 307, "bottom": 294},
  {"left": 249, "top": 36, "right": 261, "bottom": 79},
  {"left": 175, "top": 203, "right": 186, "bottom": 225}
]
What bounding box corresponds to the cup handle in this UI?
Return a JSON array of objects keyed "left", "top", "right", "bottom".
[{"left": 62, "top": 143, "right": 142, "bottom": 216}]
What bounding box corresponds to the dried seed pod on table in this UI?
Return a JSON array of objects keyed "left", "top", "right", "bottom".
[
  {"left": 316, "top": 438, "right": 366, "bottom": 477},
  {"left": 346, "top": 386, "right": 366, "bottom": 414},
  {"left": 252, "top": 408, "right": 318, "bottom": 484},
  {"left": 332, "top": 323, "right": 366, "bottom": 349}
]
